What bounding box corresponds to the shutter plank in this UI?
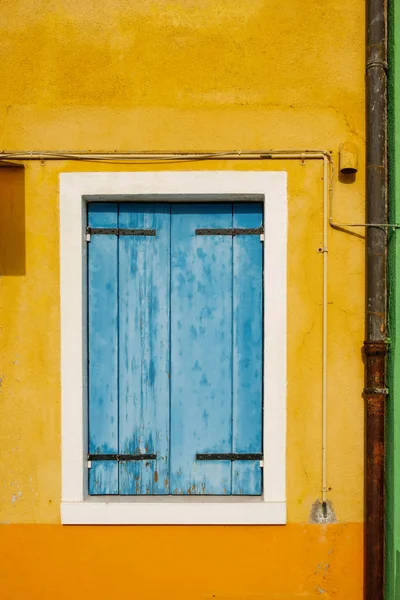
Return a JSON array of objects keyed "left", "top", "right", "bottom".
[
  {"left": 88, "top": 203, "right": 119, "bottom": 495},
  {"left": 170, "top": 204, "right": 232, "bottom": 495},
  {"left": 118, "top": 204, "right": 170, "bottom": 495},
  {"left": 89, "top": 462, "right": 118, "bottom": 495},
  {"left": 232, "top": 203, "right": 263, "bottom": 495}
]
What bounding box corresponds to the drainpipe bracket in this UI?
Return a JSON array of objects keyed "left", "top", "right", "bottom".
[{"left": 363, "top": 387, "right": 388, "bottom": 396}]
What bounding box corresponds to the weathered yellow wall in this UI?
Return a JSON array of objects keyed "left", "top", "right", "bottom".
[{"left": 0, "top": 0, "right": 365, "bottom": 597}]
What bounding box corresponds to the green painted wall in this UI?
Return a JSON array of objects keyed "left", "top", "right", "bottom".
[{"left": 387, "top": 0, "right": 400, "bottom": 597}]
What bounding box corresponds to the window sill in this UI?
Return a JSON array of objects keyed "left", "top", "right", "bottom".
[{"left": 61, "top": 499, "right": 286, "bottom": 525}]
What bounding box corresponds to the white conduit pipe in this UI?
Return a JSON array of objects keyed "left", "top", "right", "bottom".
[
  {"left": 0, "top": 149, "right": 331, "bottom": 159},
  {"left": 322, "top": 156, "right": 329, "bottom": 504},
  {"left": 0, "top": 148, "right": 333, "bottom": 503}
]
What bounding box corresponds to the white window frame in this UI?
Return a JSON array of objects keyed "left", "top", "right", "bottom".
[{"left": 60, "top": 171, "right": 287, "bottom": 525}]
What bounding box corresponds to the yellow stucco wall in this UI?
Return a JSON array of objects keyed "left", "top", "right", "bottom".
[{"left": 0, "top": 1, "right": 365, "bottom": 597}]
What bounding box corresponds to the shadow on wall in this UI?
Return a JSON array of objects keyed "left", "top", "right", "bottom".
[
  {"left": 0, "top": 166, "right": 25, "bottom": 275},
  {"left": 338, "top": 172, "right": 357, "bottom": 185}
]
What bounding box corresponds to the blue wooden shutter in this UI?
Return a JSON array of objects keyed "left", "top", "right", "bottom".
[
  {"left": 88, "top": 203, "right": 170, "bottom": 495},
  {"left": 170, "top": 203, "right": 263, "bottom": 495}
]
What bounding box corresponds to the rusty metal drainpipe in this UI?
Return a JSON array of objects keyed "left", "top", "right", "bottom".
[{"left": 365, "top": 0, "right": 388, "bottom": 598}]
